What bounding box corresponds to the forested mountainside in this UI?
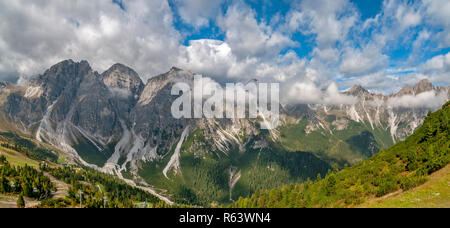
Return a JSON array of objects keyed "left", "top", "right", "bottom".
[
  {"left": 0, "top": 60, "right": 448, "bottom": 205},
  {"left": 230, "top": 101, "right": 450, "bottom": 208},
  {"left": 0, "top": 133, "right": 174, "bottom": 208}
]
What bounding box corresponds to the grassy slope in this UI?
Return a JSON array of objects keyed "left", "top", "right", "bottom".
[
  {"left": 0, "top": 135, "right": 168, "bottom": 208},
  {"left": 0, "top": 133, "right": 63, "bottom": 208},
  {"left": 362, "top": 164, "right": 450, "bottom": 208},
  {"left": 0, "top": 147, "right": 40, "bottom": 168},
  {"left": 0, "top": 132, "right": 62, "bottom": 168}
]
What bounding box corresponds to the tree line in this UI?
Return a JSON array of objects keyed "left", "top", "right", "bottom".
[{"left": 0, "top": 157, "right": 55, "bottom": 200}]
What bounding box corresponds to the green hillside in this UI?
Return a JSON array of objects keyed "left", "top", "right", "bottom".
[
  {"left": 278, "top": 118, "right": 394, "bottom": 166},
  {"left": 138, "top": 130, "right": 332, "bottom": 206},
  {"left": 230, "top": 101, "right": 450, "bottom": 208},
  {"left": 0, "top": 133, "right": 174, "bottom": 208},
  {"left": 361, "top": 164, "right": 450, "bottom": 208}
]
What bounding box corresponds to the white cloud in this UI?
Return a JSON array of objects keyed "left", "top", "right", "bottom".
[
  {"left": 178, "top": 38, "right": 308, "bottom": 84},
  {"left": 419, "top": 52, "right": 450, "bottom": 86},
  {"left": 287, "top": 0, "right": 357, "bottom": 47},
  {"left": 284, "top": 81, "right": 357, "bottom": 105},
  {"left": 218, "top": 3, "right": 295, "bottom": 60},
  {"left": 422, "top": 0, "right": 450, "bottom": 47},
  {"left": 312, "top": 47, "right": 340, "bottom": 63},
  {"left": 0, "top": 0, "right": 182, "bottom": 83},
  {"left": 387, "top": 91, "right": 448, "bottom": 109},
  {"left": 285, "top": 81, "right": 322, "bottom": 104},
  {"left": 394, "top": 2, "right": 421, "bottom": 30},
  {"left": 0, "top": 0, "right": 447, "bottom": 101},
  {"left": 380, "top": 0, "right": 422, "bottom": 35},
  {"left": 323, "top": 83, "right": 358, "bottom": 105},
  {"left": 178, "top": 39, "right": 235, "bottom": 78},
  {"left": 172, "top": 0, "right": 225, "bottom": 28},
  {"left": 339, "top": 45, "right": 388, "bottom": 77},
  {"left": 422, "top": 53, "right": 450, "bottom": 72}
]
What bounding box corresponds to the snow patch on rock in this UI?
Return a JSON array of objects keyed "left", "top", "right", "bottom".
[
  {"left": 163, "top": 126, "right": 190, "bottom": 179},
  {"left": 24, "top": 86, "right": 43, "bottom": 98}
]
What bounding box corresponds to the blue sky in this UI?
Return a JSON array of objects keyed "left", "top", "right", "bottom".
[
  {"left": 171, "top": 0, "right": 384, "bottom": 49},
  {"left": 0, "top": 0, "right": 449, "bottom": 100},
  {"left": 170, "top": 0, "right": 436, "bottom": 68}
]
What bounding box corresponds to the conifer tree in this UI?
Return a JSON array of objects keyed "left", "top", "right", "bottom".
[{"left": 17, "top": 194, "right": 25, "bottom": 208}]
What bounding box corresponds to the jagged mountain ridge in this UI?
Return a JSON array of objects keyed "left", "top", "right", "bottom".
[{"left": 0, "top": 59, "right": 448, "bottom": 205}]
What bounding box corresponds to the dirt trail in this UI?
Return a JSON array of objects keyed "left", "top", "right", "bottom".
[
  {"left": 0, "top": 194, "right": 40, "bottom": 208},
  {"left": 115, "top": 173, "right": 174, "bottom": 205},
  {"left": 44, "top": 172, "right": 70, "bottom": 199}
]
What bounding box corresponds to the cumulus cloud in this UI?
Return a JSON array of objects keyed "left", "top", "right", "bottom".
[
  {"left": 287, "top": 0, "right": 357, "bottom": 48},
  {"left": 283, "top": 81, "right": 357, "bottom": 105},
  {"left": 0, "top": 0, "right": 448, "bottom": 105},
  {"left": 323, "top": 83, "right": 358, "bottom": 105},
  {"left": 0, "top": 0, "right": 182, "bottom": 83},
  {"left": 387, "top": 91, "right": 448, "bottom": 109},
  {"left": 218, "top": 3, "right": 295, "bottom": 60},
  {"left": 393, "top": 1, "right": 422, "bottom": 30},
  {"left": 422, "top": 0, "right": 450, "bottom": 47},
  {"left": 422, "top": 53, "right": 450, "bottom": 72},
  {"left": 178, "top": 38, "right": 309, "bottom": 84},
  {"left": 339, "top": 45, "right": 389, "bottom": 77},
  {"left": 178, "top": 39, "right": 234, "bottom": 79},
  {"left": 370, "top": 0, "right": 422, "bottom": 46},
  {"left": 172, "top": 0, "right": 225, "bottom": 28}
]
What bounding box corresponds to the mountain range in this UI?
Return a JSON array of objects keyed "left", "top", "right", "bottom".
[{"left": 0, "top": 60, "right": 448, "bottom": 205}]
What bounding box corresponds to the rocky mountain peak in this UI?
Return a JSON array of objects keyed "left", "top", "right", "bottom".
[
  {"left": 395, "top": 79, "right": 435, "bottom": 97},
  {"left": 138, "top": 67, "right": 193, "bottom": 106},
  {"left": 101, "top": 63, "right": 144, "bottom": 96},
  {"left": 396, "top": 85, "right": 414, "bottom": 96},
  {"left": 36, "top": 59, "right": 92, "bottom": 83},
  {"left": 169, "top": 66, "right": 183, "bottom": 73},
  {"left": 26, "top": 60, "right": 94, "bottom": 103},
  {"left": 413, "top": 79, "right": 434, "bottom": 94},
  {"left": 105, "top": 63, "right": 140, "bottom": 77},
  {"left": 346, "top": 84, "right": 369, "bottom": 96},
  {"left": 49, "top": 59, "right": 90, "bottom": 72}
]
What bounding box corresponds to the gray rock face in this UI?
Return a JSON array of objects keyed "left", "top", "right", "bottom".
[
  {"left": 395, "top": 79, "right": 435, "bottom": 96},
  {"left": 345, "top": 84, "right": 370, "bottom": 96},
  {"left": 413, "top": 79, "right": 434, "bottom": 94},
  {"left": 289, "top": 79, "right": 449, "bottom": 145},
  {"left": 100, "top": 63, "right": 145, "bottom": 122},
  {"left": 395, "top": 85, "right": 415, "bottom": 96},
  {"left": 101, "top": 63, "right": 144, "bottom": 99},
  {"left": 1, "top": 60, "right": 126, "bottom": 166},
  {"left": 3, "top": 60, "right": 90, "bottom": 126},
  {"left": 70, "top": 70, "right": 122, "bottom": 139},
  {"left": 131, "top": 70, "right": 196, "bottom": 155}
]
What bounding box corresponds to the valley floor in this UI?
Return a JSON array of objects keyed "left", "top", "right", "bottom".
[{"left": 360, "top": 164, "right": 450, "bottom": 208}]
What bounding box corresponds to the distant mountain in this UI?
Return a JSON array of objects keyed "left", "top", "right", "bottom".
[
  {"left": 230, "top": 101, "right": 450, "bottom": 208},
  {"left": 0, "top": 60, "right": 448, "bottom": 205}
]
